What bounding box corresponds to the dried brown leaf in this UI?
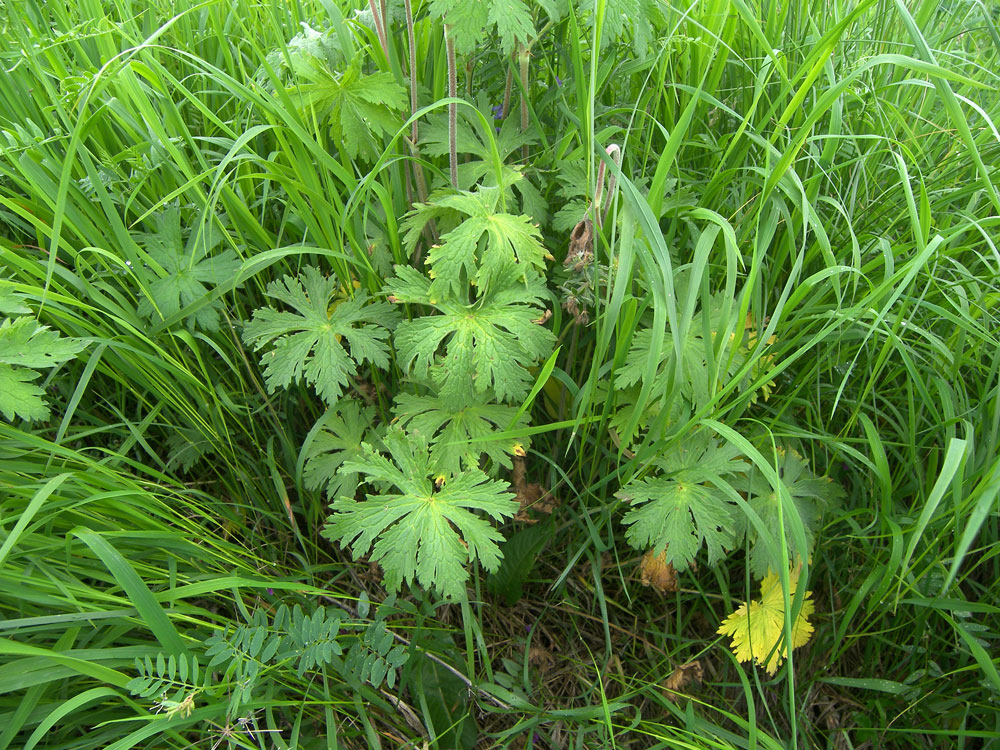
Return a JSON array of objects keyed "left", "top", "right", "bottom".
[
  {"left": 640, "top": 548, "right": 678, "bottom": 593},
  {"left": 662, "top": 660, "right": 703, "bottom": 702}
]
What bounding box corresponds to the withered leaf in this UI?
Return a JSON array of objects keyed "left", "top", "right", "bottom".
[
  {"left": 662, "top": 660, "right": 703, "bottom": 702},
  {"left": 640, "top": 548, "right": 678, "bottom": 593}
]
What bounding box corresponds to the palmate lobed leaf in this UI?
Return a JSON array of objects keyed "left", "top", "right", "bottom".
[
  {"left": 242, "top": 267, "right": 399, "bottom": 406},
  {"left": 737, "top": 448, "right": 845, "bottom": 578},
  {"left": 0, "top": 315, "right": 86, "bottom": 422},
  {"left": 393, "top": 388, "right": 528, "bottom": 476},
  {"left": 136, "top": 207, "right": 241, "bottom": 332},
  {"left": 0, "top": 316, "right": 85, "bottom": 368},
  {"left": 324, "top": 427, "right": 518, "bottom": 599},
  {"left": 617, "top": 432, "right": 747, "bottom": 570},
  {"left": 387, "top": 265, "right": 554, "bottom": 403},
  {"left": 429, "top": 0, "right": 533, "bottom": 54},
  {"left": 717, "top": 566, "right": 815, "bottom": 675},
  {"left": 303, "top": 399, "right": 376, "bottom": 500},
  {"left": 292, "top": 58, "right": 406, "bottom": 163},
  {"left": 420, "top": 187, "right": 549, "bottom": 298},
  {"left": 0, "top": 364, "right": 48, "bottom": 421}
]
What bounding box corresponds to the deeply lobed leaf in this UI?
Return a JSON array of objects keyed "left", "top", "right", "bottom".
[
  {"left": 324, "top": 427, "right": 518, "bottom": 599},
  {"left": 242, "top": 267, "right": 399, "bottom": 406}
]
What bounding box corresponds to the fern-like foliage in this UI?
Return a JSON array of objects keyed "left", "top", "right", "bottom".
[
  {"left": 130, "top": 601, "right": 409, "bottom": 721},
  {"left": 324, "top": 425, "right": 519, "bottom": 599},
  {"left": 242, "top": 267, "right": 399, "bottom": 406},
  {"left": 128, "top": 653, "right": 204, "bottom": 701}
]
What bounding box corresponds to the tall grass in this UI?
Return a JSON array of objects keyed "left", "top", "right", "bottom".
[{"left": 1, "top": 0, "right": 998, "bottom": 747}]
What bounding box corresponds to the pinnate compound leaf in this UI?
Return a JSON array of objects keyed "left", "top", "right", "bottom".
[
  {"left": 386, "top": 265, "right": 554, "bottom": 403},
  {"left": 617, "top": 432, "right": 746, "bottom": 569},
  {"left": 242, "top": 267, "right": 399, "bottom": 406},
  {"left": 717, "top": 566, "right": 814, "bottom": 674},
  {"left": 324, "top": 426, "right": 518, "bottom": 599}
]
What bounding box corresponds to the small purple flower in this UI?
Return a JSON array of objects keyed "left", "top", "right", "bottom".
[
  {"left": 266, "top": 588, "right": 274, "bottom": 596},
  {"left": 554, "top": 74, "right": 563, "bottom": 86},
  {"left": 491, "top": 103, "right": 504, "bottom": 118}
]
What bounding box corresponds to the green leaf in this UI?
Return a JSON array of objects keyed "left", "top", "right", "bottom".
[
  {"left": 738, "top": 448, "right": 845, "bottom": 578},
  {"left": 486, "top": 520, "right": 552, "bottom": 605},
  {"left": 135, "top": 207, "right": 240, "bottom": 332},
  {"left": 242, "top": 267, "right": 399, "bottom": 406},
  {"left": 324, "top": 426, "right": 518, "bottom": 599},
  {"left": 0, "top": 317, "right": 85, "bottom": 368},
  {"left": 0, "top": 364, "right": 48, "bottom": 421},
  {"left": 419, "top": 116, "right": 537, "bottom": 200},
  {"left": 429, "top": 0, "right": 534, "bottom": 55},
  {"left": 403, "top": 634, "right": 478, "bottom": 749},
  {"left": 393, "top": 388, "right": 527, "bottom": 476},
  {"left": 428, "top": 0, "right": 490, "bottom": 55},
  {"left": 618, "top": 432, "right": 746, "bottom": 570},
  {"left": 420, "top": 188, "right": 548, "bottom": 298},
  {"left": 387, "top": 265, "right": 554, "bottom": 403},
  {"left": 488, "top": 0, "right": 534, "bottom": 53},
  {"left": 293, "top": 59, "right": 406, "bottom": 162},
  {"left": 303, "top": 399, "right": 375, "bottom": 499},
  {"left": 0, "top": 286, "right": 30, "bottom": 315}
]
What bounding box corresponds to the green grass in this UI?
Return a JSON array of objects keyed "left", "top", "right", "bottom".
[{"left": 2, "top": 0, "right": 999, "bottom": 747}]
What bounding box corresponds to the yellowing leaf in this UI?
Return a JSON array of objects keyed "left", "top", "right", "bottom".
[{"left": 717, "top": 567, "right": 814, "bottom": 674}]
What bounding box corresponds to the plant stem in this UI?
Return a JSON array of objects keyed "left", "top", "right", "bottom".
[
  {"left": 367, "top": 0, "right": 389, "bottom": 62},
  {"left": 519, "top": 43, "right": 529, "bottom": 160},
  {"left": 446, "top": 28, "right": 458, "bottom": 189},
  {"left": 502, "top": 63, "right": 513, "bottom": 119},
  {"left": 404, "top": 0, "right": 417, "bottom": 145}
]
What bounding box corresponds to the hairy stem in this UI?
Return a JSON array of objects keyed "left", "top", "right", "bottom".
[
  {"left": 446, "top": 29, "right": 458, "bottom": 189},
  {"left": 367, "top": 0, "right": 389, "bottom": 61},
  {"left": 404, "top": 0, "right": 417, "bottom": 144},
  {"left": 519, "top": 43, "right": 529, "bottom": 160},
  {"left": 501, "top": 63, "right": 513, "bottom": 119}
]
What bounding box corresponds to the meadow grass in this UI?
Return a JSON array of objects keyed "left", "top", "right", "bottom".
[{"left": 1, "top": 0, "right": 998, "bottom": 747}]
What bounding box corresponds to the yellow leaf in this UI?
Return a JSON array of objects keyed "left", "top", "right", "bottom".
[{"left": 717, "top": 566, "right": 814, "bottom": 674}]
